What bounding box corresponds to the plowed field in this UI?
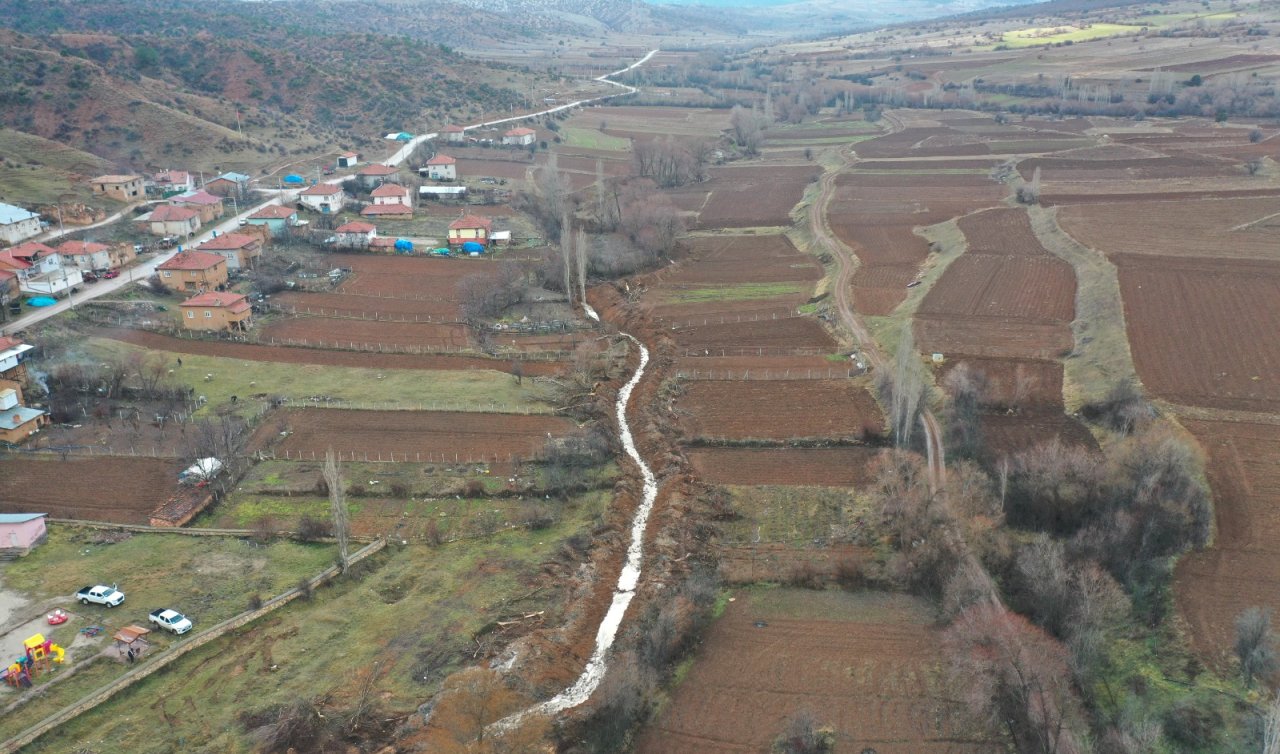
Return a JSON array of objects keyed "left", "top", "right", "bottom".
[
  {"left": 671, "top": 316, "right": 837, "bottom": 355},
  {"left": 1114, "top": 255, "right": 1280, "bottom": 412},
  {"left": 0, "top": 456, "right": 182, "bottom": 524},
  {"left": 262, "top": 318, "right": 472, "bottom": 350},
  {"left": 255, "top": 409, "right": 574, "bottom": 463},
  {"left": 634, "top": 589, "right": 999, "bottom": 754},
  {"left": 272, "top": 291, "right": 459, "bottom": 321},
  {"left": 1175, "top": 419, "right": 1280, "bottom": 665},
  {"left": 1057, "top": 197, "right": 1280, "bottom": 260},
  {"left": 979, "top": 410, "right": 1099, "bottom": 464},
  {"left": 674, "top": 165, "right": 819, "bottom": 228},
  {"left": 678, "top": 380, "right": 882, "bottom": 440},
  {"left": 687, "top": 446, "right": 879, "bottom": 486},
  {"left": 939, "top": 357, "right": 1064, "bottom": 409},
  {"left": 656, "top": 235, "right": 822, "bottom": 286}
]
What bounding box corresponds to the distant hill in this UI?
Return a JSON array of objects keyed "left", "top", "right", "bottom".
[{"left": 0, "top": 3, "right": 555, "bottom": 176}]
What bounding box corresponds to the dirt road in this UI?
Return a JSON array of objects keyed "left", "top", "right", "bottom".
[{"left": 809, "top": 142, "right": 947, "bottom": 490}]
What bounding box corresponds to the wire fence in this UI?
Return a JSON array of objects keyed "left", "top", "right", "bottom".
[
  {"left": 263, "top": 303, "right": 458, "bottom": 324},
  {"left": 275, "top": 398, "right": 543, "bottom": 414},
  {"left": 661, "top": 309, "right": 804, "bottom": 329},
  {"left": 266, "top": 449, "right": 528, "bottom": 464},
  {"left": 676, "top": 346, "right": 834, "bottom": 357}
]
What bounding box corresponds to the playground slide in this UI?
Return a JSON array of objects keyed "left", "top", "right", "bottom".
[{"left": 48, "top": 644, "right": 65, "bottom": 663}]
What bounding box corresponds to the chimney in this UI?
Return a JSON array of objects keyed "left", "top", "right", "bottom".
[{"left": 12, "top": 414, "right": 21, "bottom": 426}]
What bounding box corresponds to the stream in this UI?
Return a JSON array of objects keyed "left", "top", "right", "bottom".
[{"left": 497, "top": 304, "right": 659, "bottom": 724}]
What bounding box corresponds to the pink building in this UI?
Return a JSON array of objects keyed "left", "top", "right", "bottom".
[{"left": 0, "top": 513, "right": 48, "bottom": 555}]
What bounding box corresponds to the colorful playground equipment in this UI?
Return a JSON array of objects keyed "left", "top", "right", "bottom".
[
  {"left": 47, "top": 609, "right": 68, "bottom": 626},
  {"left": 3, "top": 633, "right": 66, "bottom": 689}
]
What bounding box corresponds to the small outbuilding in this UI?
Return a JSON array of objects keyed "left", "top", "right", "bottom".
[
  {"left": 0, "top": 513, "right": 47, "bottom": 556},
  {"left": 337, "top": 152, "right": 360, "bottom": 169}
]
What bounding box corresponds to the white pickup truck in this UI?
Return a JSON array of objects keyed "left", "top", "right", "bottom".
[
  {"left": 148, "top": 608, "right": 193, "bottom": 635},
  {"left": 76, "top": 584, "right": 125, "bottom": 607}
]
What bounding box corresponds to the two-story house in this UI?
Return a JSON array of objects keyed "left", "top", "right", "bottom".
[
  {"left": 361, "top": 183, "right": 414, "bottom": 219},
  {"left": 502, "top": 127, "right": 537, "bottom": 147},
  {"left": 179, "top": 291, "right": 252, "bottom": 331},
  {"left": 151, "top": 170, "right": 195, "bottom": 195},
  {"left": 204, "top": 172, "right": 251, "bottom": 197},
  {"left": 170, "top": 190, "right": 225, "bottom": 224},
  {"left": 356, "top": 164, "right": 399, "bottom": 189},
  {"left": 0, "top": 336, "right": 35, "bottom": 382},
  {"left": 197, "top": 233, "right": 260, "bottom": 271},
  {"left": 422, "top": 155, "right": 457, "bottom": 181},
  {"left": 333, "top": 221, "right": 377, "bottom": 248},
  {"left": 148, "top": 205, "right": 202, "bottom": 238},
  {"left": 447, "top": 215, "right": 494, "bottom": 248},
  {"left": 156, "top": 250, "right": 228, "bottom": 294},
  {"left": 299, "top": 183, "right": 345, "bottom": 214},
  {"left": 90, "top": 174, "right": 145, "bottom": 202},
  {"left": 0, "top": 379, "right": 47, "bottom": 445},
  {"left": 55, "top": 241, "right": 114, "bottom": 272},
  {"left": 0, "top": 203, "right": 42, "bottom": 245},
  {"left": 441, "top": 125, "right": 466, "bottom": 144},
  {"left": 0, "top": 241, "right": 83, "bottom": 296}
]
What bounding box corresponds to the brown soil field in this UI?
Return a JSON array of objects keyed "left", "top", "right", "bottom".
[
  {"left": 656, "top": 234, "right": 822, "bottom": 286},
  {"left": 1057, "top": 197, "right": 1280, "bottom": 260},
  {"left": 95, "top": 329, "right": 566, "bottom": 376},
  {"left": 979, "top": 410, "right": 1099, "bottom": 464},
  {"left": 262, "top": 317, "right": 472, "bottom": 350},
  {"left": 1175, "top": 419, "right": 1280, "bottom": 665},
  {"left": 1042, "top": 187, "right": 1280, "bottom": 205},
  {"left": 855, "top": 158, "right": 1001, "bottom": 170},
  {"left": 0, "top": 456, "right": 182, "bottom": 524},
  {"left": 271, "top": 291, "right": 460, "bottom": 321},
  {"left": 634, "top": 589, "right": 999, "bottom": 754},
  {"left": 254, "top": 409, "right": 574, "bottom": 462},
  {"left": 677, "top": 165, "right": 820, "bottom": 228},
  {"left": 917, "top": 255, "right": 1075, "bottom": 322},
  {"left": 938, "top": 357, "right": 1064, "bottom": 409},
  {"left": 454, "top": 158, "right": 535, "bottom": 181},
  {"left": 328, "top": 253, "right": 482, "bottom": 300},
  {"left": 1113, "top": 255, "right": 1280, "bottom": 412},
  {"left": 688, "top": 446, "right": 880, "bottom": 486},
  {"left": 671, "top": 316, "right": 837, "bottom": 355},
  {"left": 1160, "top": 53, "right": 1280, "bottom": 73},
  {"left": 915, "top": 317, "right": 1073, "bottom": 362},
  {"left": 647, "top": 298, "right": 803, "bottom": 325},
  {"left": 673, "top": 353, "right": 845, "bottom": 374},
  {"left": 717, "top": 544, "right": 872, "bottom": 586},
  {"left": 1017, "top": 155, "right": 1237, "bottom": 181},
  {"left": 955, "top": 207, "right": 1046, "bottom": 255},
  {"left": 678, "top": 380, "right": 882, "bottom": 440}
]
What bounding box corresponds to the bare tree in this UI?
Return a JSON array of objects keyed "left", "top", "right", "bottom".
[
  {"left": 576, "top": 226, "right": 588, "bottom": 305},
  {"left": 883, "top": 324, "right": 927, "bottom": 448},
  {"left": 1264, "top": 693, "right": 1280, "bottom": 754},
  {"left": 323, "top": 447, "right": 350, "bottom": 572},
  {"left": 1235, "top": 606, "right": 1277, "bottom": 688},
  {"left": 729, "top": 104, "right": 766, "bottom": 155},
  {"left": 560, "top": 210, "right": 573, "bottom": 308}
]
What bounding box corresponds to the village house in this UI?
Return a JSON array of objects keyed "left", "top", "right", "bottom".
[
  {"left": 0, "top": 241, "right": 83, "bottom": 296},
  {"left": 90, "top": 174, "right": 145, "bottom": 202},
  {"left": 0, "top": 336, "right": 35, "bottom": 382},
  {"left": 0, "top": 203, "right": 43, "bottom": 245},
  {"left": 156, "top": 250, "right": 228, "bottom": 294},
  {"left": 422, "top": 154, "right": 457, "bottom": 181},
  {"left": 147, "top": 205, "right": 202, "bottom": 238},
  {"left": 447, "top": 214, "right": 494, "bottom": 248},
  {"left": 337, "top": 152, "right": 360, "bottom": 169},
  {"left": 0, "top": 270, "right": 19, "bottom": 317},
  {"left": 419, "top": 185, "right": 468, "bottom": 202},
  {"left": 203, "top": 172, "right": 251, "bottom": 197},
  {"left": 0, "top": 379, "right": 47, "bottom": 445},
  {"left": 333, "top": 220, "right": 376, "bottom": 248},
  {"left": 298, "top": 183, "right": 345, "bottom": 214},
  {"left": 357, "top": 164, "right": 399, "bottom": 189},
  {"left": 502, "top": 127, "right": 537, "bottom": 147},
  {"left": 441, "top": 124, "right": 466, "bottom": 144},
  {"left": 55, "top": 240, "right": 115, "bottom": 272},
  {"left": 245, "top": 204, "right": 299, "bottom": 237},
  {"left": 151, "top": 170, "right": 194, "bottom": 195},
  {"left": 0, "top": 513, "right": 48, "bottom": 556},
  {"left": 170, "top": 190, "right": 225, "bottom": 224},
  {"left": 197, "top": 232, "right": 261, "bottom": 271},
  {"left": 179, "top": 291, "right": 252, "bottom": 332}
]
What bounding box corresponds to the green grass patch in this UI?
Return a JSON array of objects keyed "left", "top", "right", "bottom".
[
  {"left": 560, "top": 127, "right": 631, "bottom": 152},
  {"left": 0, "top": 129, "right": 112, "bottom": 210},
  {"left": 719, "top": 485, "right": 872, "bottom": 546},
  {"left": 663, "top": 281, "right": 807, "bottom": 304},
  {"left": 21, "top": 491, "right": 610, "bottom": 754},
  {"left": 80, "top": 337, "right": 552, "bottom": 416},
  {"left": 997, "top": 22, "right": 1145, "bottom": 47}
]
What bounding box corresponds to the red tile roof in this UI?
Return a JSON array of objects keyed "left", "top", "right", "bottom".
[
  {"left": 370, "top": 183, "right": 408, "bottom": 198},
  {"left": 360, "top": 204, "right": 414, "bottom": 216},
  {"left": 335, "top": 221, "right": 376, "bottom": 234},
  {"left": 248, "top": 205, "right": 297, "bottom": 220},
  {"left": 153, "top": 170, "right": 191, "bottom": 185},
  {"left": 6, "top": 242, "right": 56, "bottom": 260},
  {"left": 369, "top": 237, "right": 397, "bottom": 248},
  {"left": 172, "top": 190, "right": 223, "bottom": 206},
  {"left": 181, "top": 291, "right": 249, "bottom": 312},
  {"left": 425, "top": 155, "right": 456, "bottom": 165},
  {"left": 504, "top": 127, "right": 536, "bottom": 137},
  {"left": 0, "top": 269, "right": 16, "bottom": 283},
  {"left": 56, "top": 241, "right": 111, "bottom": 255},
  {"left": 340, "top": 151, "right": 359, "bottom": 158},
  {"left": 441, "top": 125, "right": 465, "bottom": 133},
  {"left": 300, "top": 183, "right": 343, "bottom": 196},
  {"left": 149, "top": 205, "right": 200, "bottom": 222},
  {"left": 449, "top": 214, "right": 493, "bottom": 231},
  {"left": 0, "top": 252, "right": 32, "bottom": 271},
  {"left": 357, "top": 164, "right": 398, "bottom": 176},
  {"left": 198, "top": 233, "right": 257, "bottom": 251},
  {"left": 158, "top": 250, "right": 225, "bottom": 271},
  {"left": 91, "top": 174, "right": 142, "bottom": 184},
  {"left": 0, "top": 336, "right": 22, "bottom": 350}
]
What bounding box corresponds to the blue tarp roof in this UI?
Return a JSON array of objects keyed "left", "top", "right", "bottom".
[
  {"left": 0, "top": 513, "right": 47, "bottom": 524},
  {"left": 218, "top": 172, "right": 252, "bottom": 183},
  {"left": 283, "top": 174, "right": 304, "bottom": 183},
  {"left": 461, "top": 241, "right": 484, "bottom": 253}
]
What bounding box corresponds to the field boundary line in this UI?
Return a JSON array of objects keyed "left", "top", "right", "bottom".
[
  {"left": 0, "top": 537, "right": 387, "bottom": 754},
  {"left": 44, "top": 518, "right": 378, "bottom": 543}
]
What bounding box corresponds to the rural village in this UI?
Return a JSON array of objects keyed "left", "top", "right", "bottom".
[{"left": 1, "top": 0, "right": 1280, "bottom": 751}]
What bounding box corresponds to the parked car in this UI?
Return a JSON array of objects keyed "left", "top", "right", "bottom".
[
  {"left": 103, "top": 269, "right": 120, "bottom": 279},
  {"left": 82, "top": 272, "right": 99, "bottom": 283},
  {"left": 76, "top": 584, "right": 125, "bottom": 607},
  {"left": 148, "top": 608, "right": 193, "bottom": 635}
]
